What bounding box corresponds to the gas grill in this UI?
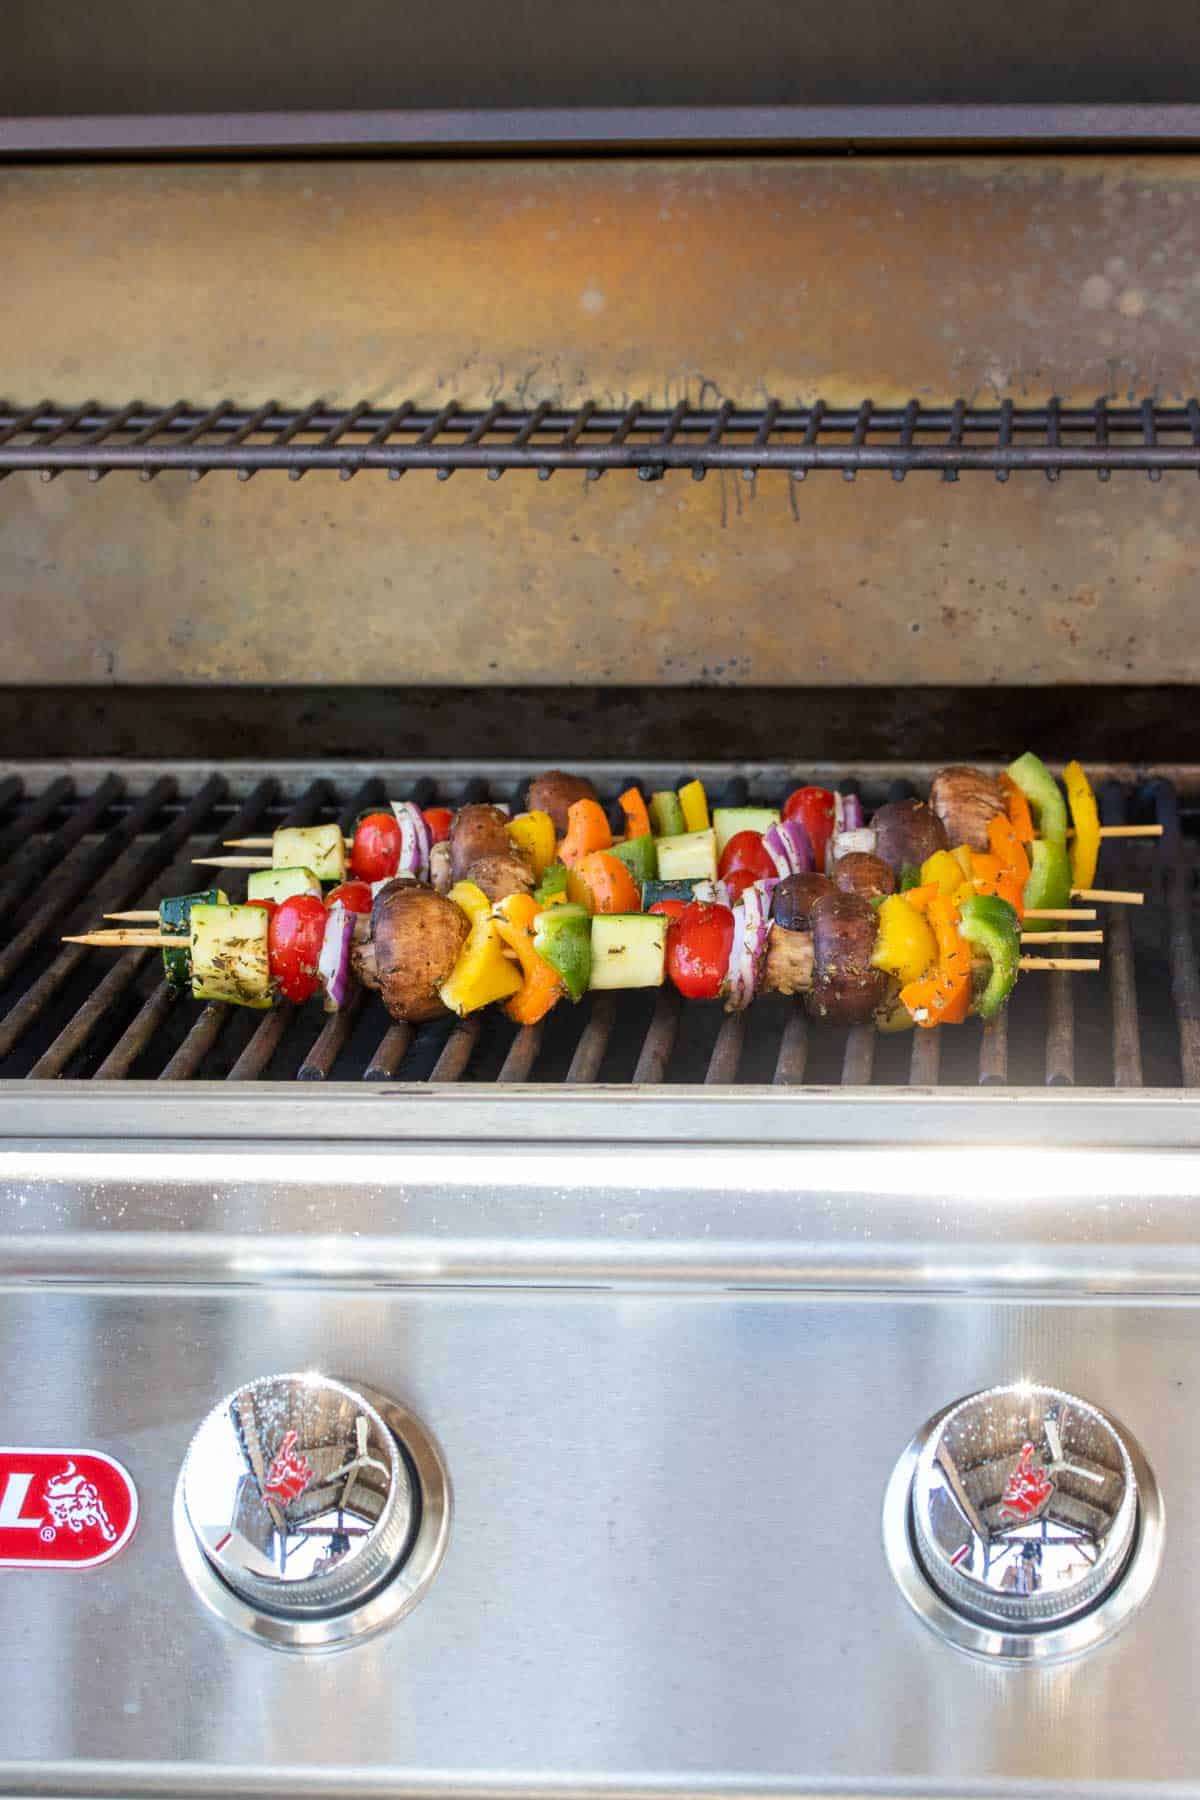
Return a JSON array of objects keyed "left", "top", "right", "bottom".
[{"left": 6, "top": 46, "right": 1200, "bottom": 1800}]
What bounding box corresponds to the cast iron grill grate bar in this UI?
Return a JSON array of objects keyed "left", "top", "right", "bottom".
[
  {"left": 0, "top": 763, "right": 1194, "bottom": 1087},
  {"left": 5, "top": 399, "right": 1200, "bottom": 479}
]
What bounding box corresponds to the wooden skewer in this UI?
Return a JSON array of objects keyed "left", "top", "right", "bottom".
[
  {"left": 225, "top": 835, "right": 352, "bottom": 849},
  {"left": 64, "top": 930, "right": 186, "bottom": 949},
  {"left": 1072, "top": 888, "right": 1143, "bottom": 905},
  {"left": 104, "top": 910, "right": 159, "bottom": 922},
  {"left": 193, "top": 855, "right": 274, "bottom": 869},
  {"left": 1018, "top": 957, "right": 1101, "bottom": 972},
  {"left": 1019, "top": 930, "right": 1103, "bottom": 944},
  {"left": 1024, "top": 908, "right": 1096, "bottom": 921},
  {"left": 1097, "top": 824, "right": 1163, "bottom": 839}
]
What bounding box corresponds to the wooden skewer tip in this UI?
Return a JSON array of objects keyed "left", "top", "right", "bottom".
[
  {"left": 1019, "top": 957, "right": 1102, "bottom": 972},
  {"left": 1024, "top": 908, "right": 1096, "bottom": 921},
  {"left": 1020, "top": 930, "right": 1103, "bottom": 944},
  {"left": 1071, "top": 888, "right": 1144, "bottom": 905}
]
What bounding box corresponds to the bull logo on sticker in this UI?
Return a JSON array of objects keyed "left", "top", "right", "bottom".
[{"left": 0, "top": 1448, "right": 137, "bottom": 1568}]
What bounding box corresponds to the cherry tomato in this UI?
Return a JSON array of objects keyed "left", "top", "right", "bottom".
[
  {"left": 268, "top": 894, "right": 327, "bottom": 1004},
  {"left": 721, "top": 867, "right": 758, "bottom": 904},
  {"left": 648, "top": 898, "right": 687, "bottom": 918},
  {"left": 326, "top": 880, "right": 373, "bottom": 915},
  {"left": 422, "top": 806, "right": 454, "bottom": 845},
  {"left": 782, "top": 785, "right": 836, "bottom": 869},
  {"left": 350, "top": 811, "right": 402, "bottom": 882},
  {"left": 665, "top": 901, "right": 735, "bottom": 1001},
  {"left": 244, "top": 898, "right": 277, "bottom": 919},
  {"left": 718, "top": 830, "right": 775, "bottom": 885}
]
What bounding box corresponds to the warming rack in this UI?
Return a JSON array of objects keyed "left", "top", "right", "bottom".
[{"left": 3, "top": 399, "right": 1200, "bottom": 481}]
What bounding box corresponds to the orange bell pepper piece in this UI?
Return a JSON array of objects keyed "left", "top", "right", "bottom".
[
  {"left": 558, "top": 798, "right": 613, "bottom": 867},
  {"left": 617, "top": 787, "right": 651, "bottom": 841},
  {"left": 493, "top": 893, "right": 565, "bottom": 1024},
  {"left": 987, "top": 814, "right": 1031, "bottom": 886},
  {"left": 998, "top": 773, "right": 1035, "bottom": 844},
  {"left": 899, "top": 894, "right": 971, "bottom": 1028},
  {"left": 575, "top": 849, "right": 641, "bottom": 915}
]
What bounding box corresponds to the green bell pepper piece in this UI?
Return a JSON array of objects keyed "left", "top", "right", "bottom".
[
  {"left": 158, "top": 888, "right": 226, "bottom": 991},
  {"left": 1021, "top": 837, "right": 1072, "bottom": 930},
  {"left": 899, "top": 865, "right": 923, "bottom": 893},
  {"left": 607, "top": 833, "right": 657, "bottom": 887},
  {"left": 534, "top": 862, "right": 569, "bottom": 907},
  {"left": 532, "top": 902, "right": 592, "bottom": 1002},
  {"left": 1007, "top": 751, "right": 1068, "bottom": 843},
  {"left": 958, "top": 893, "right": 1021, "bottom": 1020},
  {"left": 649, "top": 790, "right": 686, "bottom": 837}
]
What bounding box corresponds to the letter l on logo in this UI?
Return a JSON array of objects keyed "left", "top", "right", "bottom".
[{"left": 0, "top": 1473, "right": 44, "bottom": 1528}]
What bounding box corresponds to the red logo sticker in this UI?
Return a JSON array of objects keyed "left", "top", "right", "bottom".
[{"left": 0, "top": 1449, "right": 138, "bottom": 1569}]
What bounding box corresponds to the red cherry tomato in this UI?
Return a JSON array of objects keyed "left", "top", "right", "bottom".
[
  {"left": 326, "top": 880, "right": 373, "bottom": 915},
  {"left": 721, "top": 867, "right": 758, "bottom": 904},
  {"left": 351, "top": 811, "right": 402, "bottom": 882},
  {"left": 244, "top": 898, "right": 277, "bottom": 919},
  {"left": 268, "top": 894, "right": 327, "bottom": 1004},
  {"left": 718, "top": 830, "right": 775, "bottom": 885},
  {"left": 782, "top": 786, "right": 836, "bottom": 869},
  {"left": 648, "top": 897, "right": 687, "bottom": 919},
  {"left": 665, "top": 901, "right": 735, "bottom": 1001},
  {"left": 422, "top": 806, "right": 454, "bottom": 845}
]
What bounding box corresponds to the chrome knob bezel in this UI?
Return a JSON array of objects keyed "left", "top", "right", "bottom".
[
  {"left": 883, "top": 1386, "right": 1163, "bottom": 1664},
  {"left": 174, "top": 1377, "right": 450, "bottom": 1652}
]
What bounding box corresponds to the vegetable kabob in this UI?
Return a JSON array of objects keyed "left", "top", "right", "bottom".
[{"left": 66, "top": 755, "right": 1132, "bottom": 1031}]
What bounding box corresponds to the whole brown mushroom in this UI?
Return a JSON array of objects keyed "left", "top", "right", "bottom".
[
  {"left": 807, "top": 891, "right": 890, "bottom": 1025},
  {"left": 870, "top": 799, "right": 949, "bottom": 877},
  {"left": 525, "top": 770, "right": 599, "bottom": 836},
  {"left": 771, "top": 871, "right": 836, "bottom": 932},
  {"left": 832, "top": 852, "right": 896, "bottom": 903},
  {"left": 449, "top": 804, "right": 516, "bottom": 882},
  {"left": 929, "top": 765, "right": 1008, "bottom": 853},
  {"left": 353, "top": 881, "right": 469, "bottom": 1023}
]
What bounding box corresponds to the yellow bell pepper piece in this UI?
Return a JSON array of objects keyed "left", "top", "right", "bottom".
[
  {"left": 1063, "top": 759, "right": 1101, "bottom": 893},
  {"left": 950, "top": 844, "right": 974, "bottom": 880},
  {"left": 507, "top": 809, "right": 558, "bottom": 881},
  {"left": 920, "top": 849, "right": 967, "bottom": 898},
  {"left": 678, "top": 778, "right": 710, "bottom": 833},
  {"left": 440, "top": 880, "right": 523, "bottom": 1015},
  {"left": 870, "top": 894, "right": 938, "bottom": 988}
]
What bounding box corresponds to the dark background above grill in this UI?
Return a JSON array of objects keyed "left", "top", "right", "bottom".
[
  {"left": 0, "top": 762, "right": 1192, "bottom": 1091},
  {"left": 0, "top": 687, "right": 1191, "bottom": 766}
]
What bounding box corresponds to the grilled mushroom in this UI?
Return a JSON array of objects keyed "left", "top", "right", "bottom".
[
  {"left": 807, "top": 891, "right": 889, "bottom": 1025},
  {"left": 832, "top": 852, "right": 896, "bottom": 903},
  {"left": 449, "top": 803, "right": 514, "bottom": 882},
  {"left": 929, "top": 765, "right": 1007, "bottom": 853},
  {"left": 763, "top": 924, "right": 815, "bottom": 996},
  {"left": 352, "top": 881, "right": 468, "bottom": 1023},
  {"left": 465, "top": 853, "right": 535, "bottom": 904},
  {"left": 428, "top": 840, "right": 453, "bottom": 895},
  {"left": 526, "top": 770, "right": 599, "bottom": 835},
  {"left": 870, "top": 799, "right": 949, "bottom": 876},
  {"left": 771, "top": 871, "right": 836, "bottom": 932}
]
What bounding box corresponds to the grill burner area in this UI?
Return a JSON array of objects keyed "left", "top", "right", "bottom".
[{"left": 0, "top": 763, "right": 1194, "bottom": 1089}]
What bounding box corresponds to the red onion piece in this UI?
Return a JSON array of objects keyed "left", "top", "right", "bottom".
[
  {"left": 841, "top": 793, "right": 865, "bottom": 831},
  {"left": 763, "top": 817, "right": 814, "bottom": 877},
  {"left": 391, "top": 801, "right": 432, "bottom": 880},
  {"left": 831, "top": 826, "right": 878, "bottom": 863},
  {"left": 722, "top": 882, "right": 770, "bottom": 1012},
  {"left": 317, "top": 900, "right": 356, "bottom": 1013}
]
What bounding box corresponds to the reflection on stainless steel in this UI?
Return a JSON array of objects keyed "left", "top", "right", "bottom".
[
  {"left": 886, "top": 1381, "right": 1163, "bottom": 1664},
  {"left": 175, "top": 1373, "right": 451, "bottom": 1650},
  {"left": 914, "top": 1384, "right": 1137, "bottom": 1627}
]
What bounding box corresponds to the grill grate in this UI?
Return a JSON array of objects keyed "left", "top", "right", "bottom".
[
  {"left": 0, "top": 763, "right": 1193, "bottom": 1090},
  {"left": 4, "top": 400, "right": 1200, "bottom": 482}
]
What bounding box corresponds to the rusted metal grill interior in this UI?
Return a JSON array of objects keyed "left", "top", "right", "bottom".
[
  {"left": 4, "top": 399, "right": 1200, "bottom": 481},
  {"left": 0, "top": 762, "right": 1193, "bottom": 1089}
]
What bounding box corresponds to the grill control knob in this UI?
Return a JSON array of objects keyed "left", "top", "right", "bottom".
[
  {"left": 175, "top": 1372, "right": 450, "bottom": 1650},
  {"left": 884, "top": 1381, "right": 1163, "bottom": 1661}
]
